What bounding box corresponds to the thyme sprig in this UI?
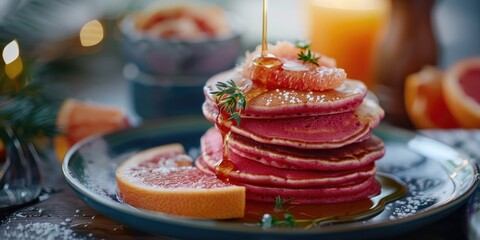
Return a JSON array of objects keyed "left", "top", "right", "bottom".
[
  {"left": 259, "top": 196, "right": 297, "bottom": 228},
  {"left": 261, "top": 213, "right": 297, "bottom": 228},
  {"left": 295, "top": 40, "right": 320, "bottom": 66},
  {"left": 210, "top": 80, "right": 246, "bottom": 126},
  {"left": 298, "top": 49, "right": 320, "bottom": 66},
  {"left": 274, "top": 196, "right": 294, "bottom": 212}
]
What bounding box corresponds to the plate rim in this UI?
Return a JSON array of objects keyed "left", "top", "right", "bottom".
[{"left": 62, "top": 119, "right": 479, "bottom": 237}]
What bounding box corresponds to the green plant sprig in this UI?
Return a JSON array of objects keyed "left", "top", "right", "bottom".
[
  {"left": 261, "top": 213, "right": 297, "bottom": 228},
  {"left": 259, "top": 196, "right": 297, "bottom": 228},
  {"left": 274, "top": 196, "right": 294, "bottom": 212},
  {"left": 259, "top": 196, "right": 331, "bottom": 229},
  {"left": 0, "top": 59, "right": 58, "bottom": 158},
  {"left": 298, "top": 49, "right": 320, "bottom": 66},
  {"left": 295, "top": 40, "right": 320, "bottom": 66},
  {"left": 210, "top": 80, "right": 246, "bottom": 126}
]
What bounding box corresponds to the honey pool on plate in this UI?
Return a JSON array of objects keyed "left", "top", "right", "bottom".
[{"left": 238, "top": 173, "right": 406, "bottom": 228}]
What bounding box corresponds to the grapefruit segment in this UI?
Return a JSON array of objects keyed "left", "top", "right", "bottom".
[
  {"left": 242, "top": 41, "right": 347, "bottom": 91},
  {"left": 444, "top": 57, "right": 480, "bottom": 128},
  {"left": 245, "top": 62, "right": 347, "bottom": 92},
  {"left": 405, "top": 66, "right": 459, "bottom": 129},
  {"left": 116, "top": 144, "right": 245, "bottom": 219}
]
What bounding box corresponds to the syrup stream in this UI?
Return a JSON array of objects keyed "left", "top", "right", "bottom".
[
  {"left": 261, "top": 0, "right": 268, "bottom": 57},
  {"left": 216, "top": 0, "right": 274, "bottom": 179}
]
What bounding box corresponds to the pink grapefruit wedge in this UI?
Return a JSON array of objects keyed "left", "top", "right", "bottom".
[{"left": 116, "top": 143, "right": 245, "bottom": 219}]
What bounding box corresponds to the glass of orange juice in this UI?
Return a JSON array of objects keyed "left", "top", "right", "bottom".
[{"left": 306, "top": 0, "right": 389, "bottom": 89}]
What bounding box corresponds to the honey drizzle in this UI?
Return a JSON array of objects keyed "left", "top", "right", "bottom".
[
  {"left": 213, "top": 99, "right": 236, "bottom": 180},
  {"left": 261, "top": 0, "right": 268, "bottom": 57},
  {"left": 215, "top": 0, "right": 275, "bottom": 179}
]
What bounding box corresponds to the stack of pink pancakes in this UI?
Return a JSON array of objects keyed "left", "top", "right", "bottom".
[{"left": 196, "top": 70, "right": 385, "bottom": 204}]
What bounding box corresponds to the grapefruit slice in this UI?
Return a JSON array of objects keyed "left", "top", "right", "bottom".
[
  {"left": 444, "top": 57, "right": 480, "bottom": 128},
  {"left": 55, "top": 99, "right": 130, "bottom": 162},
  {"left": 116, "top": 144, "right": 245, "bottom": 219},
  {"left": 405, "top": 66, "right": 459, "bottom": 129},
  {"left": 242, "top": 41, "right": 347, "bottom": 91},
  {"left": 244, "top": 60, "right": 347, "bottom": 91}
]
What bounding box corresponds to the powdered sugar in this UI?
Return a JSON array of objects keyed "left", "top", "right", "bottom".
[
  {"left": 4, "top": 222, "right": 79, "bottom": 240},
  {"left": 1, "top": 208, "right": 98, "bottom": 240}
]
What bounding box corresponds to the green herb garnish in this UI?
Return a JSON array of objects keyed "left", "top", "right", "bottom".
[
  {"left": 210, "top": 80, "right": 246, "bottom": 126},
  {"left": 261, "top": 213, "right": 297, "bottom": 228},
  {"left": 259, "top": 196, "right": 297, "bottom": 228},
  {"left": 298, "top": 49, "right": 320, "bottom": 66},
  {"left": 274, "top": 196, "right": 294, "bottom": 212},
  {"left": 295, "top": 40, "right": 320, "bottom": 66}
]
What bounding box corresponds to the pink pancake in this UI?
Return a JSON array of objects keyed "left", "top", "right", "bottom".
[
  {"left": 229, "top": 131, "right": 384, "bottom": 171},
  {"left": 229, "top": 99, "right": 383, "bottom": 149},
  {"left": 198, "top": 153, "right": 375, "bottom": 187},
  {"left": 236, "top": 176, "right": 381, "bottom": 204},
  {"left": 195, "top": 157, "right": 380, "bottom": 204},
  {"left": 198, "top": 129, "right": 377, "bottom": 188},
  {"left": 204, "top": 70, "right": 367, "bottom": 118}
]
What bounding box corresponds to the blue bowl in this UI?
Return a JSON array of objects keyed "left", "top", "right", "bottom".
[
  {"left": 119, "top": 14, "right": 242, "bottom": 76},
  {"left": 125, "top": 64, "right": 208, "bottom": 119}
]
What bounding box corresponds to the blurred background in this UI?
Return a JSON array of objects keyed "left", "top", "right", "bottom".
[{"left": 0, "top": 0, "right": 479, "bottom": 134}]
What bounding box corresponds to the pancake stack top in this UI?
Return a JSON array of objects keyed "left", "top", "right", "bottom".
[{"left": 197, "top": 41, "right": 385, "bottom": 204}]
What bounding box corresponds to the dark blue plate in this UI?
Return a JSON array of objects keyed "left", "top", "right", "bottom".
[{"left": 62, "top": 118, "right": 478, "bottom": 240}]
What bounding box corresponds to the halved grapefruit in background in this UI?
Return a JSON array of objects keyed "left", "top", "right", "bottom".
[
  {"left": 55, "top": 99, "right": 130, "bottom": 162},
  {"left": 443, "top": 57, "right": 480, "bottom": 129},
  {"left": 405, "top": 66, "right": 459, "bottom": 129},
  {"left": 115, "top": 143, "right": 245, "bottom": 219}
]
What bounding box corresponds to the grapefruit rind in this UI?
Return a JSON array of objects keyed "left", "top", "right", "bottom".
[
  {"left": 444, "top": 57, "right": 480, "bottom": 128},
  {"left": 116, "top": 144, "right": 246, "bottom": 219},
  {"left": 405, "top": 66, "right": 459, "bottom": 129}
]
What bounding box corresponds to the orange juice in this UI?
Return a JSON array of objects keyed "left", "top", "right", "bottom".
[{"left": 307, "top": 0, "right": 389, "bottom": 89}]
